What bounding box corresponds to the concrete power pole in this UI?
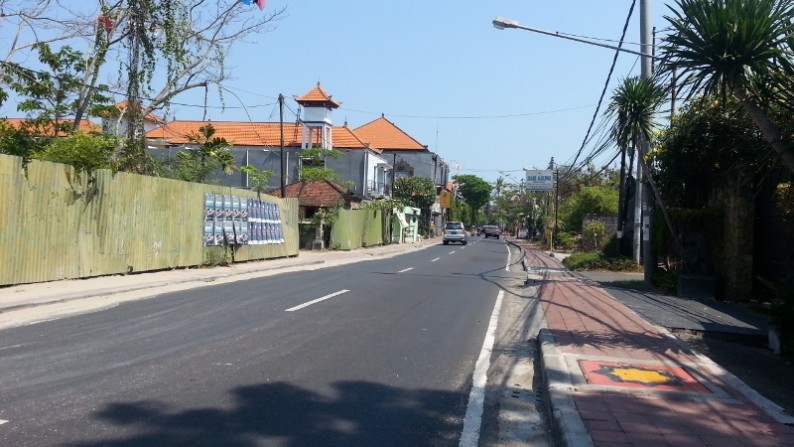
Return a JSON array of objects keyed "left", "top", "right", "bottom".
[{"left": 640, "top": 0, "right": 654, "bottom": 283}]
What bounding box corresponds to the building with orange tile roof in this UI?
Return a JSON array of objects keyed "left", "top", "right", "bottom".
[
  {"left": 270, "top": 179, "right": 363, "bottom": 220},
  {"left": 142, "top": 84, "right": 450, "bottom": 212},
  {"left": 144, "top": 85, "right": 396, "bottom": 199},
  {"left": 3, "top": 118, "right": 101, "bottom": 136},
  {"left": 355, "top": 115, "right": 449, "bottom": 192},
  {"left": 100, "top": 101, "right": 165, "bottom": 136}
]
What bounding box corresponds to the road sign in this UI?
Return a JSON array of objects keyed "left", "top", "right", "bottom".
[{"left": 525, "top": 169, "right": 554, "bottom": 192}]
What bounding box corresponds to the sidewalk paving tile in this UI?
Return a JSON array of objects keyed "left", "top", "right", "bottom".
[{"left": 506, "top": 238, "right": 794, "bottom": 447}]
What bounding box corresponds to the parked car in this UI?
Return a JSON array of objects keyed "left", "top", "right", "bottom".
[
  {"left": 443, "top": 221, "right": 468, "bottom": 245},
  {"left": 482, "top": 225, "right": 502, "bottom": 239}
]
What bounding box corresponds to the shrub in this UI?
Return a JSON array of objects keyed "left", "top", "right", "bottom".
[
  {"left": 563, "top": 252, "right": 641, "bottom": 272},
  {"left": 556, "top": 231, "right": 577, "bottom": 250}
]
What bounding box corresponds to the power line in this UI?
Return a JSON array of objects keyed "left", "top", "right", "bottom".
[
  {"left": 561, "top": 0, "right": 637, "bottom": 182},
  {"left": 338, "top": 104, "right": 598, "bottom": 120}
]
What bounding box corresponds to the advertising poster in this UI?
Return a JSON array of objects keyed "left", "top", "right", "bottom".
[
  {"left": 205, "top": 196, "right": 280, "bottom": 246},
  {"left": 203, "top": 193, "right": 215, "bottom": 246}
]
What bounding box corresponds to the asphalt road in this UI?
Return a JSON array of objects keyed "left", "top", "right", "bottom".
[{"left": 0, "top": 238, "right": 544, "bottom": 447}]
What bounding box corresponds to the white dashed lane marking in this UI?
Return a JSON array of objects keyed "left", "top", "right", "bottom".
[
  {"left": 285, "top": 290, "right": 350, "bottom": 312},
  {"left": 431, "top": 258, "right": 440, "bottom": 262},
  {"left": 398, "top": 267, "right": 414, "bottom": 273}
]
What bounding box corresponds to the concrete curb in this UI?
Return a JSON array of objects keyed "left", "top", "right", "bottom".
[
  {"left": 506, "top": 239, "right": 592, "bottom": 446},
  {"left": 538, "top": 326, "right": 594, "bottom": 447},
  {"left": 0, "top": 259, "right": 325, "bottom": 313},
  {"left": 1, "top": 238, "right": 439, "bottom": 315}
]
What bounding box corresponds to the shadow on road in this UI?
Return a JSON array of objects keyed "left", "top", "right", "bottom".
[{"left": 63, "top": 381, "right": 465, "bottom": 447}]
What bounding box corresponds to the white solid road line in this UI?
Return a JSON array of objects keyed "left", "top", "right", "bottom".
[
  {"left": 398, "top": 267, "right": 414, "bottom": 273},
  {"left": 285, "top": 290, "right": 350, "bottom": 312},
  {"left": 459, "top": 290, "right": 504, "bottom": 447},
  {"left": 505, "top": 243, "right": 511, "bottom": 272}
]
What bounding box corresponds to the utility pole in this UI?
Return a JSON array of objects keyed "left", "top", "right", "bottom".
[
  {"left": 554, "top": 167, "right": 559, "bottom": 252},
  {"left": 639, "top": 0, "right": 654, "bottom": 283},
  {"left": 279, "top": 94, "right": 286, "bottom": 198},
  {"left": 549, "top": 157, "right": 556, "bottom": 251}
]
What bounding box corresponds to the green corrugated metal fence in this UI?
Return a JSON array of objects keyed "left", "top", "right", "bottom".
[
  {"left": 0, "top": 154, "right": 298, "bottom": 286},
  {"left": 330, "top": 209, "right": 384, "bottom": 250}
]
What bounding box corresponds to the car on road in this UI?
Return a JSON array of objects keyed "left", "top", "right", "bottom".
[
  {"left": 482, "top": 225, "right": 502, "bottom": 239},
  {"left": 443, "top": 221, "right": 468, "bottom": 245}
]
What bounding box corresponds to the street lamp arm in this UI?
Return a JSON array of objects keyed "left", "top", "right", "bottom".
[{"left": 492, "top": 16, "right": 655, "bottom": 60}]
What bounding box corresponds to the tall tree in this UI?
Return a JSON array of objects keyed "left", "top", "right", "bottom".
[
  {"left": 661, "top": 0, "right": 794, "bottom": 173},
  {"left": 0, "top": 0, "right": 87, "bottom": 108},
  {"left": 454, "top": 174, "right": 491, "bottom": 214},
  {"left": 1, "top": 1, "right": 287, "bottom": 173},
  {"left": 606, "top": 76, "right": 668, "bottom": 255},
  {"left": 8, "top": 43, "right": 110, "bottom": 136}
]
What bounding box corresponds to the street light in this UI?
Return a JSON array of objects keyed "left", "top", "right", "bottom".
[
  {"left": 492, "top": 16, "right": 652, "bottom": 59},
  {"left": 493, "top": 4, "right": 657, "bottom": 283}
]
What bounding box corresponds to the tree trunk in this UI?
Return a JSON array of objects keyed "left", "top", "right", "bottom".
[{"left": 737, "top": 88, "right": 794, "bottom": 174}]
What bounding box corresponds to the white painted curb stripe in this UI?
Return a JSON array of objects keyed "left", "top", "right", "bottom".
[
  {"left": 398, "top": 267, "right": 414, "bottom": 273},
  {"left": 285, "top": 290, "right": 349, "bottom": 312},
  {"left": 459, "top": 290, "right": 504, "bottom": 447}
]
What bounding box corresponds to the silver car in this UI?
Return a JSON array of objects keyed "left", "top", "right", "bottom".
[{"left": 443, "top": 221, "right": 468, "bottom": 245}]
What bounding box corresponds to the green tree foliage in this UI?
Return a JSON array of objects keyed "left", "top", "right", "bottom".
[
  {"left": 300, "top": 147, "right": 342, "bottom": 181},
  {"left": 158, "top": 124, "right": 235, "bottom": 184},
  {"left": 0, "top": 119, "right": 45, "bottom": 163},
  {"left": 240, "top": 165, "right": 273, "bottom": 197},
  {"left": 4, "top": 43, "right": 112, "bottom": 136},
  {"left": 1, "top": 1, "right": 285, "bottom": 174},
  {"left": 652, "top": 95, "right": 781, "bottom": 207},
  {"left": 606, "top": 76, "right": 666, "bottom": 153},
  {"left": 660, "top": 0, "right": 794, "bottom": 173},
  {"left": 35, "top": 132, "right": 116, "bottom": 173},
  {"left": 455, "top": 174, "right": 491, "bottom": 213},
  {"left": 560, "top": 186, "right": 618, "bottom": 233},
  {"left": 393, "top": 177, "right": 435, "bottom": 210},
  {"left": 582, "top": 220, "right": 607, "bottom": 252}
]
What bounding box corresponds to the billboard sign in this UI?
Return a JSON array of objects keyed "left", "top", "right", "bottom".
[
  {"left": 439, "top": 190, "right": 453, "bottom": 209},
  {"left": 525, "top": 170, "right": 554, "bottom": 192}
]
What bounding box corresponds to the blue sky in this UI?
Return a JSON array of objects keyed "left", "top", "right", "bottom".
[{"left": 3, "top": 1, "right": 674, "bottom": 185}]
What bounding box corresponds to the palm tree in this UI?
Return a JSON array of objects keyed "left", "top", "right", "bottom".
[
  {"left": 607, "top": 76, "right": 666, "bottom": 155},
  {"left": 661, "top": 0, "right": 794, "bottom": 173},
  {"left": 606, "top": 76, "right": 673, "bottom": 257}
]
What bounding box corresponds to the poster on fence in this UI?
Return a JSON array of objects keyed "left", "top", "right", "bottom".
[{"left": 203, "top": 195, "right": 283, "bottom": 246}]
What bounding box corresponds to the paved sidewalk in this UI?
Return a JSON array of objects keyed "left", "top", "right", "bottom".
[{"left": 510, "top": 239, "right": 794, "bottom": 446}]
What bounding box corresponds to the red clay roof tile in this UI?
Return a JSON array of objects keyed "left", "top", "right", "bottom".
[
  {"left": 354, "top": 116, "right": 426, "bottom": 151},
  {"left": 295, "top": 83, "right": 341, "bottom": 108},
  {"left": 271, "top": 180, "right": 349, "bottom": 207},
  {"left": 3, "top": 118, "right": 101, "bottom": 136},
  {"left": 146, "top": 120, "right": 377, "bottom": 151},
  {"left": 112, "top": 100, "right": 165, "bottom": 123}
]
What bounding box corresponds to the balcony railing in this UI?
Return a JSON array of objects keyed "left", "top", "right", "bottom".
[{"left": 366, "top": 181, "right": 391, "bottom": 198}]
